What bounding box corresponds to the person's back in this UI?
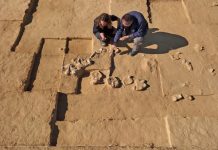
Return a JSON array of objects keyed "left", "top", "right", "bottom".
[
  {"left": 113, "top": 11, "right": 149, "bottom": 56},
  {"left": 128, "top": 11, "right": 148, "bottom": 37}
]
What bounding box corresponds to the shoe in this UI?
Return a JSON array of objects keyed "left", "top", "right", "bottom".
[{"left": 128, "top": 50, "right": 138, "bottom": 56}]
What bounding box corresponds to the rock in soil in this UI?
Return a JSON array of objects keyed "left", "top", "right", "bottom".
[
  {"left": 106, "top": 77, "right": 121, "bottom": 88},
  {"left": 133, "top": 79, "right": 149, "bottom": 91},
  {"left": 90, "top": 70, "right": 104, "bottom": 85}
]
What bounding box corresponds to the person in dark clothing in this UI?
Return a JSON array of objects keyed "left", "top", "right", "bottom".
[
  {"left": 93, "top": 13, "right": 119, "bottom": 47},
  {"left": 112, "top": 11, "right": 149, "bottom": 56}
]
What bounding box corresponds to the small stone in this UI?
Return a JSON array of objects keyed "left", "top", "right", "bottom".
[
  {"left": 133, "top": 79, "right": 149, "bottom": 91},
  {"left": 63, "top": 64, "right": 84, "bottom": 77},
  {"left": 208, "top": 68, "right": 216, "bottom": 76},
  {"left": 69, "top": 65, "right": 77, "bottom": 75},
  {"left": 90, "top": 70, "right": 104, "bottom": 85},
  {"left": 122, "top": 76, "right": 134, "bottom": 86},
  {"left": 107, "top": 77, "right": 121, "bottom": 88},
  {"left": 200, "top": 46, "right": 205, "bottom": 51},
  {"left": 113, "top": 47, "right": 121, "bottom": 54},
  {"left": 212, "top": 2, "right": 218, "bottom": 6},
  {"left": 194, "top": 44, "right": 205, "bottom": 52},
  {"left": 64, "top": 67, "right": 71, "bottom": 76},
  {"left": 172, "top": 94, "right": 184, "bottom": 102},
  {"left": 63, "top": 64, "right": 70, "bottom": 75},
  {"left": 59, "top": 47, "right": 64, "bottom": 51},
  {"left": 181, "top": 59, "right": 193, "bottom": 71},
  {"left": 80, "top": 58, "right": 94, "bottom": 68},
  {"left": 185, "top": 61, "right": 193, "bottom": 71},
  {"left": 74, "top": 63, "right": 84, "bottom": 69},
  {"left": 170, "top": 52, "right": 182, "bottom": 60},
  {"left": 183, "top": 94, "right": 195, "bottom": 101},
  {"left": 188, "top": 95, "right": 195, "bottom": 101},
  {"left": 71, "top": 57, "right": 94, "bottom": 69},
  {"left": 209, "top": 68, "right": 215, "bottom": 73},
  {"left": 181, "top": 59, "right": 187, "bottom": 64},
  {"left": 96, "top": 48, "right": 107, "bottom": 54}
]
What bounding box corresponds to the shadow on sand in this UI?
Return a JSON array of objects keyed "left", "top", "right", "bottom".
[{"left": 118, "top": 28, "right": 189, "bottom": 55}]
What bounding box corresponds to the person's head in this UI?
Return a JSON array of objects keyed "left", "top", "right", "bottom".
[
  {"left": 122, "top": 14, "right": 133, "bottom": 28},
  {"left": 95, "top": 13, "right": 111, "bottom": 27}
]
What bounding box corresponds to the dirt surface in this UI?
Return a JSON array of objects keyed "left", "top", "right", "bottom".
[{"left": 0, "top": 0, "right": 218, "bottom": 149}]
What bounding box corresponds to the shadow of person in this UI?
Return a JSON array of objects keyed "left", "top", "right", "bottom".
[{"left": 117, "top": 28, "right": 189, "bottom": 55}]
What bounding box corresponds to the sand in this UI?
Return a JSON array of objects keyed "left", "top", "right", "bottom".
[{"left": 0, "top": 0, "right": 218, "bottom": 149}]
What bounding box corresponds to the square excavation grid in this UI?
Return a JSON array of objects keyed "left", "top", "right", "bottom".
[
  {"left": 26, "top": 39, "right": 65, "bottom": 91},
  {"left": 68, "top": 38, "right": 93, "bottom": 55},
  {"left": 1, "top": 0, "right": 218, "bottom": 149}
]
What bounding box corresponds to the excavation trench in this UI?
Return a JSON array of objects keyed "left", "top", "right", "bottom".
[
  {"left": 11, "top": 0, "right": 39, "bottom": 52},
  {"left": 24, "top": 38, "right": 45, "bottom": 91}
]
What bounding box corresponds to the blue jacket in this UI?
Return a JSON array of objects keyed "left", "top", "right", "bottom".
[{"left": 114, "top": 11, "right": 148, "bottom": 43}]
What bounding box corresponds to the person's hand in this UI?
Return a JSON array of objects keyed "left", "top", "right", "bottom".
[
  {"left": 100, "top": 33, "right": 106, "bottom": 41},
  {"left": 120, "top": 36, "right": 129, "bottom": 41}
]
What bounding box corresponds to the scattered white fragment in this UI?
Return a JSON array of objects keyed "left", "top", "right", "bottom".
[
  {"left": 209, "top": 68, "right": 215, "bottom": 73},
  {"left": 208, "top": 68, "right": 216, "bottom": 76},
  {"left": 188, "top": 95, "right": 195, "bottom": 101},
  {"left": 90, "top": 70, "right": 104, "bottom": 85},
  {"left": 96, "top": 47, "right": 107, "bottom": 54},
  {"left": 184, "top": 94, "right": 195, "bottom": 101},
  {"left": 71, "top": 56, "right": 94, "bottom": 69},
  {"left": 212, "top": 2, "right": 218, "bottom": 6},
  {"left": 172, "top": 94, "right": 184, "bottom": 102},
  {"left": 63, "top": 63, "right": 85, "bottom": 77},
  {"left": 69, "top": 65, "right": 77, "bottom": 75},
  {"left": 194, "top": 44, "right": 205, "bottom": 52},
  {"left": 181, "top": 59, "right": 193, "bottom": 71},
  {"left": 122, "top": 76, "right": 134, "bottom": 86},
  {"left": 113, "top": 47, "right": 121, "bottom": 54},
  {"left": 106, "top": 77, "right": 121, "bottom": 88},
  {"left": 133, "top": 79, "right": 149, "bottom": 91},
  {"left": 170, "top": 52, "right": 182, "bottom": 60},
  {"left": 185, "top": 61, "right": 193, "bottom": 71},
  {"left": 63, "top": 64, "right": 71, "bottom": 75},
  {"left": 181, "top": 59, "right": 186, "bottom": 64}
]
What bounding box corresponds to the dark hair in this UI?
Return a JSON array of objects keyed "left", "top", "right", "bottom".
[
  {"left": 122, "top": 14, "right": 133, "bottom": 23},
  {"left": 94, "top": 13, "right": 111, "bottom": 26}
]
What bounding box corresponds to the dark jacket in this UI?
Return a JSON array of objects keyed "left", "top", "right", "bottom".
[
  {"left": 114, "top": 11, "right": 148, "bottom": 43},
  {"left": 93, "top": 15, "right": 119, "bottom": 37}
]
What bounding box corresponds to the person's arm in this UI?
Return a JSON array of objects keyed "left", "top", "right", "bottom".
[
  {"left": 113, "top": 28, "right": 123, "bottom": 43},
  {"left": 129, "top": 21, "right": 148, "bottom": 38}
]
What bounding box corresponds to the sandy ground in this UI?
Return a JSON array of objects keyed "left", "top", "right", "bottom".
[{"left": 0, "top": 0, "right": 218, "bottom": 149}]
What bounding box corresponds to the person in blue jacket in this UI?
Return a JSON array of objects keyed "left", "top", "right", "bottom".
[{"left": 112, "top": 11, "right": 149, "bottom": 56}]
